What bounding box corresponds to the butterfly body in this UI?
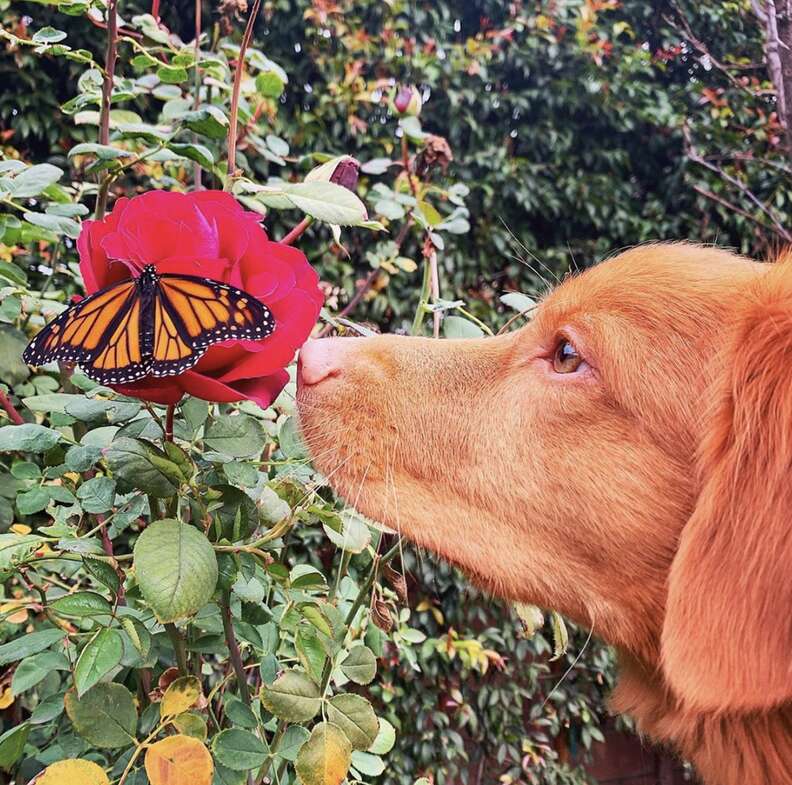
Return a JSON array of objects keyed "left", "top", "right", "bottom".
[{"left": 23, "top": 265, "right": 275, "bottom": 385}]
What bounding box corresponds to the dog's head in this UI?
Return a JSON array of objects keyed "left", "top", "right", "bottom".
[{"left": 297, "top": 243, "right": 792, "bottom": 716}]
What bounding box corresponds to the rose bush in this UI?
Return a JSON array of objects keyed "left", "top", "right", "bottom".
[{"left": 78, "top": 190, "right": 323, "bottom": 407}]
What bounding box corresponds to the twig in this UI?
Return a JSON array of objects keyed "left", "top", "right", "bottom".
[
  {"left": 95, "top": 0, "right": 119, "bottom": 220},
  {"left": 683, "top": 126, "right": 792, "bottom": 242},
  {"left": 281, "top": 216, "right": 312, "bottom": 245},
  {"left": 692, "top": 184, "right": 777, "bottom": 232},
  {"left": 0, "top": 388, "right": 24, "bottom": 425},
  {"left": 220, "top": 591, "right": 251, "bottom": 704},
  {"left": 87, "top": 14, "right": 143, "bottom": 40},
  {"left": 226, "top": 0, "right": 263, "bottom": 181},
  {"left": 151, "top": 0, "right": 160, "bottom": 21},
  {"left": 428, "top": 247, "right": 440, "bottom": 338}
]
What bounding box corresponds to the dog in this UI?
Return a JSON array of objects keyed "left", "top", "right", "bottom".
[{"left": 296, "top": 242, "right": 792, "bottom": 785}]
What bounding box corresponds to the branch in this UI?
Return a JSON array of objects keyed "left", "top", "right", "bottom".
[
  {"left": 193, "top": 0, "right": 203, "bottom": 190},
  {"left": 281, "top": 216, "right": 312, "bottom": 246},
  {"left": 226, "top": 0, "right": 263, "bottom": 182},
  {"left": 220, "top": 591, "right": 251, "bottom": 704},
  {"left": 692, "top": 184, "right": 777, "bottom": 232},
  {"left": 684, "top": 126, "right": 792, "bottom": 242},
  {"left": 95, "top": 0, "right": 119, "bottom": 220},
  {"left": 0, "top": 388, "right": 24, "bottom": 425}
]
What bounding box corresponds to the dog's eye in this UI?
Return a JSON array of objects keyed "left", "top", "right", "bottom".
[{"left": 553, "top": 339, "right": 584, "bottom": 374}]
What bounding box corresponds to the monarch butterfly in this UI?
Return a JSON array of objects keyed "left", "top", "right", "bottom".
[{"left": 23, "top": 264, "right": 276, "bottom": 385}]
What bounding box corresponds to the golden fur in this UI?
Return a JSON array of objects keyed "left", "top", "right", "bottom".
[{"left": 296, "top": 243, "right": 792, "bottom": 785}]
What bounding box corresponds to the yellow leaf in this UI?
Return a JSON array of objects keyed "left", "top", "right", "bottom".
[
  {"left": 145, "top": 734, "right": 213, "bottom": 785},
  {"left": 161, "top": 676, "right": 202, "bottom": 716},
  {"left": 10, "top": 524, "right": 31, "bottom": 535},
  {"left": 38, "top": 759, "right": 110, "bottom": 785},
  {"left": 295, "top": 722, "right": 352, "bottom": 785},
  {"left": 0, "top": 687, "right": 14, "bottom": 709}
]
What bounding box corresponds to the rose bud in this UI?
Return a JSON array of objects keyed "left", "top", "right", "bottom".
[
  {"left": 329, "top": 156, "right": 361, "bottom": 192},
  {"left": 393, "top": 85, "right": 422, "bottom": 117}
]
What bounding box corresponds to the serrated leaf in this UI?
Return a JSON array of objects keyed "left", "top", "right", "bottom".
[
  {"left": 204, "top": 415, "right": 266, "bottom": 458},
  {"left": 38, "top": 759, "right": 110, "bottom": 785},
  {"left": 350, "top": 750, "right": 386, "bottom": 776},
  {"left": 0, "top": 423, "right": 62, "bottom": 452},
  {"left": 75, "top": 628, "right": 123, "bottom": 695},
  {"left": 295, "top": 722, "right": 351, "bottom": 785},
  {"left": 368, "top": 717, "right": 395, "bottom": 754},
  {"left": 51, "top": 591, "right": 112, "bottom": 618},
  {"left": 161, "top": 676, "right": 202, "bottom": 716},
  {"left": 259, "top": 669, "right": 321, "bottom": 722},
  {"left": 133, "top": 520, "right": 218, "bottom": 622},
  {"left": 340, "top": 645, "right": 377, "bottom": 685},
  {"left": 145, "top": 734, "right": 213, "bottom": 785},
  {"left": 550, "top": 610, "right": 569, "bottom": 661},
  {"left": 172, "top": 711, "right": 207, "bottom": 741},
  {"left": 64, "top": 682, "right": 137, "bottom": 748},
  {"left": 281, "top": 181, "right": 368, "bottom": 226},
  {"left": 104, "top": 437, "right": 183, "bottom": 497},
  {"left": 326, "top": 693, "right": 379, "bottom": 751},
  {"left": 76, "top": 476, "right": 116, "bottom": 513},
  {"left": 211, "top": 728, "right": 268, "bottom": 771},
  {"left": 10, "top": 163, "right": 63, "bottom": 197}
]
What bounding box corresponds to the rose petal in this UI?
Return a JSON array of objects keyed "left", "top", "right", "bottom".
[
  {"left": 178, "top": 368, "right": 289, "bottom": 408},
  {"left": 111, "top": 377, "right": 184, "bottom": 405}
]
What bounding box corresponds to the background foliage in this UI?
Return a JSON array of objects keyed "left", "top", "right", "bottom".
[{"left": 0, "top": 0, "right": 783, "bottom": 784}]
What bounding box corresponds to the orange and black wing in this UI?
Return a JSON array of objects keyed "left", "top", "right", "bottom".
[
  {"left": 23, "top": 279, "right": 152, "bottom": 385},
  {"left": 149, "top": 274, "right": 275, "bottom": 377}
]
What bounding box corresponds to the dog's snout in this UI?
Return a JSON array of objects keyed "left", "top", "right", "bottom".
[{"left": 298, "top": 338, "right": 348, "bottom": 386}]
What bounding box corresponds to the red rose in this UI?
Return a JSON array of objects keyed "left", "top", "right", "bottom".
[{"left": 77, "top": 190, "right": 323, "bottom": 408}]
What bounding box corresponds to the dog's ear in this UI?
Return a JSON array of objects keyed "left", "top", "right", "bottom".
[{"left": 662, "top": 262, "right": 792, "bottom": 713}]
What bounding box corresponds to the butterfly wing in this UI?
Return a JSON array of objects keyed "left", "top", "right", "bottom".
[
  {"left": 23, "top": 279, "right": 153, "bottom": 385},
  {"left": 149, "top": 274, "right": 276, "bottom": 377}
]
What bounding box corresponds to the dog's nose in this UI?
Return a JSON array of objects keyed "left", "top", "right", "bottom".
[{"left": 298, "top": 338, "right": 347, "bottom": 386}]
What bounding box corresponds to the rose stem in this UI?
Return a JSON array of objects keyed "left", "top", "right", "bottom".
[
  {"left": 151, "top": 0, "right": 160, "bottom": 21},
  {"left": 225, "top": 0, "right": 263, "bottom": 184},
  {"left": 280, "top": 216, "right": 312, "bottom": 246},
  {"left": 165, "top": 623, "right": 189, "bottom": 676},
  {"left": 95, "top": 0, "right": 119, "bottom": 220},
  {"left": 220, "top": 590, "right": 252, "bottom": 704},
  {"left": 0, "top": 388, "right": 23, "bottom": 425},
  {"left": 165, "top": 404, "right": 175, "bottom": 442},
  {"left": 193, "top": 0, "right": 203, "bottom": 190}
]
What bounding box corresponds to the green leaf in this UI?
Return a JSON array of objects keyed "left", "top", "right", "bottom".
[
  {"left": 12, "top": 650, "right": 69, "bottom": 694},
  {"left": 70, "top": 143, "right": 134, "bottom": 160},
  {"left": 76, "top": 476, "right": 116, "bottom": 513},
  {"left": 0, "top": 327, "right": 30, "bottom": 385},
  {"left": 32, "top": 26, "right": 67, "bottom": 43},
  {"left": 276, "top": 725, "right": 310, "bottom": 761},
  {"left": 64, "top": 682, "right": 138, "bottom": 748},
  {"left": 168, "top": 143, "right": 214, "bottom": 168},
  {"left": 211, "top": 728, "right": 269, "bottom": 771},
  {"left": 74, "top": 628, "right": 123, "bottom": 695},
  {"left": 104, "top": 437, "right": 184, "bottom": 497},
  {"left": 133, "top": 519, "right": 218, "bottom": 622},
  {"left": 350, "top": 750, "right": 386, "bottom": 776},
  {"left": 0, "top": 723, "right": 29, "bottom": 771},
  {"left": 83, "top": 556, "right": 121, "bottom": 593},
  {"left": 24, "top": 210, "right": 80, "bottom": 238},
  {"left": 280, "top": 181, "right": 368, "bottom": 226},
  {"left": 10, "top": 163, "right": 63, "bottom": 197},
  {"left": 204, "top": 415, "right": 266, "bottom": 458},
  {"left": 51, "top": 592, "right": 111, "bottom": 621},
  {"left": 550, "top": 610, "right": 569, "bottom": 661},
  {"left": 295, "top": 722, "right": 351, "bottom": 785},
  {"left": 325, "top": 693, "right": 379, "bottom": 751},
  {"left": 0, "top": 628, "right": 64, "bottom": 666},
  {"left": 340, "top": 645, "right": 377, "bottom": 685},
  {"left": 0, "top": 260, "right": 27, "bottom": 286},
  {"left": 259, "top": 669, "right": 321, "bottom": 722},
  {"left": 256, "top": 71, "right": 285, "bottom": 98},
  {"left": 157, "top": 65, "right": 189, "bottom": 84},
  {"left": 443, "top": 315, "right": 485, "bottom": 338},
  {"left": 180, "top": 106, "right": 229, "bottom": 139},
  {"left": 500, "top": 292, "right": 536, "bottom": 313},
  {"left": 0, "top": 423, "right": 62, "bottom": 452},
  {"left": 323, "top": 511, "right": 371, "bottom": 554},
  {"left": 368, "top": 717, "right": 395, "bottom": 755},
  {"left": 16, "top": 487, "right": 50, "bottom": 515}
]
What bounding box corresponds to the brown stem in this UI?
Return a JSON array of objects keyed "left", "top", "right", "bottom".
[
  {"left": 165, "top": 404, "right": 175, "bottom": 442},
  {"left": 281, "top": 216, "right": 312, "bottom": 246},
  {"left": 226, "top": 0, "right": 263, "bottom": 182},
  {"left": 98, "top": 514, "right": 126, "bottom": 604},
  {"left": 692, "top": 184, "right": 778, "bottom": 233},
  {"left": 428, "top": 247, "right": 440, "bottom": 339},
  {"left": 193, "top": 0, "right": 203, "bottom": 190},
  {"left": 221, "top": 591, "right": 251, "bottom": 704},
  {"left": 0, "top": 388, "right": 23, "bottom": 425},
  {"left": 165, "top": 623, "right": 189, "bottom": 676},
  {"left": 95, "top": 0, "right": 119, "bottom": 220},
  {"left": 87, "top": 15, "right": 143, "bottom": 40}
]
